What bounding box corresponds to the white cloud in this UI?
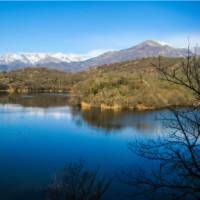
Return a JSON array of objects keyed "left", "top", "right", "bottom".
[
  {"left": 84, "top": 49, "right": 113, "bottom": 59},
  {"left": 3, "top": 33, "right": 200, "bottom": 61},
  {"left": 0, "top": 104, "right": 72, "bottom": 120},
  {"left": 157, "top": 41, "right": 173, "bottom": 46},
  {"left": 162, "top": 33, "right": 200, "bottom": 48}
]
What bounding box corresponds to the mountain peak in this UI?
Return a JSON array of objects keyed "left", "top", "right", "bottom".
[
  {"left": 143, "top": 40, "right": 161, "bottom": 45},
  {"left": 137, "top": 40, "right": 167, "bottom": 47},
  {"left": 0, "top": 40, "right": 192, "bottom": 72}
]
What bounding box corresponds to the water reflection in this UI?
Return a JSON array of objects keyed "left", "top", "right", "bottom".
[
  {"left": 71, "top": 107, "right": 161, "bottom": 133},
  {"left": 0, "top": 94, "right": 165, "bottom": 200},
  {"left": 0, "top": 93, "right": 69, "bottom": 108},
  {"left": 0, "top": 94, "right": 162, "bottom": 133}
]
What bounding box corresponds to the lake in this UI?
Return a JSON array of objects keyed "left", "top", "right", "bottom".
[{"left": 0, "top": 94, "right": 169, "bottom": 200}]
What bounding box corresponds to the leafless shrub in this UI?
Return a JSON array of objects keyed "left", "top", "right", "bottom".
[
  {"left": 120, "top": 52, "right": 200, "bottom": 199},
  {"left": 45, "top": 161, "right": 111, "bottom": 200}
]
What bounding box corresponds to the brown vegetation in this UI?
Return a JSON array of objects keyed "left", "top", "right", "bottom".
[
  {"left": 0, "top": 57, "right": 196, "bottom": 110},
  {"left": 70, "top": 57, "right": 195, "bottom": 110}
]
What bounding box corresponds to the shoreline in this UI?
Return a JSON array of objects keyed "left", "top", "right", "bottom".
[
  {"left": 79, "top": 101, "right": 195, "bottom": 112},
  {"left": 0, "top": 91, "right": 195, "bottom": 112}
]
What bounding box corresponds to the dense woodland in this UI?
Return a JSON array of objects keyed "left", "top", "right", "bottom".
[{"left": 0, "top": 57, "right": 195, "bottom": 110}]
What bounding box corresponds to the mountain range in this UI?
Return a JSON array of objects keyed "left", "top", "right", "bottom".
[{"left": 0, "top": 40, "right": 193, "bottom": 72}]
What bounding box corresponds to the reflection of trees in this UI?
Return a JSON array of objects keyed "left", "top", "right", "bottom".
[
  {"left": 45, "top": 161, "right": 111, "bottom": 200},
  {"left": 71, "top": 107, "right": 157, "bottom": 132},
  {"left": 0, "top": 93, "right": 159, "bottom": 133},
  {"left": 120, "top": 54, "right": 200, "bottom": 199},
  {"left": 71, "top": 108, "right": 123, "bottom": 131},
  {"left": 0, "top": 93, "right": 69, "bottom": 108}
]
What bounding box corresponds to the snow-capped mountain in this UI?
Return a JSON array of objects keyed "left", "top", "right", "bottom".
[
  {"left": 67, "top": 40, "right": 192, "bottom": 71},
  {"left": 0, "top": 40, "right": 193, "bottom": 72},
  {"left": 0, "top": 53, "right": 85, "bottom": 65}
]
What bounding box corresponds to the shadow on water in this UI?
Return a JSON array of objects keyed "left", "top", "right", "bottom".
[{"left": 44, "top": 160, "right": 111, "bottom": 200}]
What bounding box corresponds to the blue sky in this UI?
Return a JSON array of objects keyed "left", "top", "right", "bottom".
[{"left": 0, "top": 1, "right": 200, "bottom": 55}]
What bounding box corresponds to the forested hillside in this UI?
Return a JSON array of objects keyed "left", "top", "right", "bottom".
[{"left": 0, "top": 57, "right": 195, "bottom": 110}]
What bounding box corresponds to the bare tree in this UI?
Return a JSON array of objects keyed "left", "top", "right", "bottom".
[
  {"left": 120, "top": 53, "right": 200, "bottom": 199},
  {"left": 155, "top": 50, "right": 200, "bottom": 100},
  {"left": 45, "top": 161, "right": 111, "bottom": 200}
]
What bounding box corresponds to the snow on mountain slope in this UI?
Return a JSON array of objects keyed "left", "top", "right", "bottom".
[
  {"left": 0, "top": 53, "right": 85, "bottom": 65},
  {"left": 0, "top": 40, "right": 193, "bottom": 72}
]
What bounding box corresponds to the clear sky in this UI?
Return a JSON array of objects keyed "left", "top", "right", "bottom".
[{"left": 0, "top": 1, "right": 200, "bottom": 55}]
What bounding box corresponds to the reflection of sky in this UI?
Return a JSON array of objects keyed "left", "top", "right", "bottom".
[
  {"left": 0, "top": 104, "right": 72, "bottom": 119},
  {"left": 0, "top": 104, "right": 164, "bottom": 139}
]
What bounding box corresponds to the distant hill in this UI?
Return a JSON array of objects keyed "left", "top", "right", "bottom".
[
  {"left": 0, "top": 68, "right": 79, "bottom": 93},
  {"left": 0, "top": 40, "right": 192, "bottom": 72},
  {"left": 0, "top": 57, "right": 195, "bottom": 110}
]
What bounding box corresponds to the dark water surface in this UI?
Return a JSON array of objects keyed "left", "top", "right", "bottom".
[{"left": 0, "top": 94, "right": 168, "bottom": 200}]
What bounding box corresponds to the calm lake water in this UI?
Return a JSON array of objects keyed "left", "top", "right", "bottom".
[{"left": 0, "top": 94, "right": 169, "bottom": 200}]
